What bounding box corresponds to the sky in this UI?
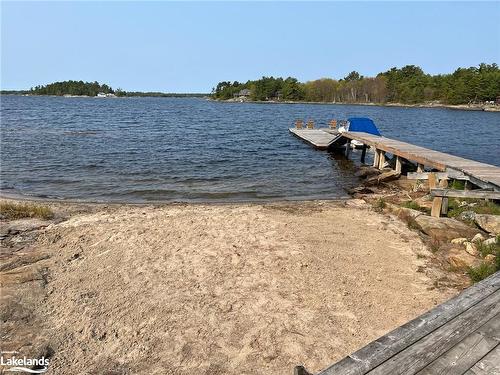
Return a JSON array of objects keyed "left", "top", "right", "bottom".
[{"left": 1, "top": 1, "right": 499, "bottom": 92}]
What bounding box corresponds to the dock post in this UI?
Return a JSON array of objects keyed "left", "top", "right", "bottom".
[
  {"left": 395, "top": 156, "right": 402, "bottom": 173},
  {"left": 417, "top": 163, "right": 424, "bottom": 173},
  {"left": 345, "top": 140, "right": 351, "bottom": 158},
  {"left": 373, "top": 148, "right": 379, "bottom": 167},
  {"left": 378, "top": 151, "right": 386, "bottom": 170},
  {"left": 360, "top": 145, "right": 367, "bottom": 164},
  {"left": 439, "top": 178, "right": 449, "bottom": 215}
]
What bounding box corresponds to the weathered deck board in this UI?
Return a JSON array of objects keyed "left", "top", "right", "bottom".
[
  {"left": 463, "top": 345, "right": 500, "bottom": 375},
  {"left": 288, "top": 128, "right": 342, "bottom": 150},
  {"left": 416, "top": 314, "right": 500, "bottom": 375},
  {"left": 342, "top": 132, "right": 500, "bottom": 190},
  {"left": 315, "top": 272, "right": 500, "bottom": 375}
]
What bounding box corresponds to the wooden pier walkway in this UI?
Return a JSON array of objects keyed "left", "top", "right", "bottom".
[
  {"left": 289, "top": 128, "right": 500, "bottom": 191},
  {"left": 289, "top": 128, "right": 342, "bottom": 150},
  {"left": 307, "top": 271, "right": 500, "bottom": 375},
  {"left": 342, "top": 131, "right": 500, "bottom": 191}
]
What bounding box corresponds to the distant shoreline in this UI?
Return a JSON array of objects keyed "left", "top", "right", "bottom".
[
  {"left": 2, "top": 93, "right": 499, "bottom": 111},
  {"left": 0, "top": 92, "right": 208, "bottom": 98},
  {"left": 211, "top": 98, "right": 500, "bottom": 112}
]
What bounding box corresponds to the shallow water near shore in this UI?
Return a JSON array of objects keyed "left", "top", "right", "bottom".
[{"left": 1, "top": 96, "right": 499, "bottom": 202}]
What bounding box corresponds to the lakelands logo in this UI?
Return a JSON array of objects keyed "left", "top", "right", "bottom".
[{"left": 0, "top": 351, "right": 49, "bottom": 373}]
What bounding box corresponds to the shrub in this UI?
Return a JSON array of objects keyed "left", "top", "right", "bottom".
[
  {"left": 0, "top": 202, "right": 54, "bottom": 220},
  {"left": 467, "top": 262, "right": 497, "bottom": 283},
  {"left": 447, "top": 198, "right": 500, "bottom": 219},
  {"left": 374, "top": 198, "right": 386, "bottom": 212}
]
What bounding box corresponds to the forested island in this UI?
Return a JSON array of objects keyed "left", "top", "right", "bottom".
[
  {"left": 0, "top": 80, "right": 206, "bottom": 98},
  {"left": 212, "top": 63, "right": 500, "bottom": 106}
]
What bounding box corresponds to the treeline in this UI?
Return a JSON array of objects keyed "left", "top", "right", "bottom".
[
  {"left": 212, "top": 63, "right": 500, "bottom": 105},
  {"left": 24, "top": 81, "right": 206, "bottom": 97},
  {"left": 30, "top": 80, "right": 115, "bottom": 96}
]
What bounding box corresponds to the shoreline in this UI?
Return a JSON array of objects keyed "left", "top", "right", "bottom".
[
  {"left": 2, "top": 169, "right": 497, "bottom": 374},
  {"left": 212, "top": 98, "right": 500, "bottom": 112},
  {"left": 0, "top": 190, "right": 354, "bottom": 206}
]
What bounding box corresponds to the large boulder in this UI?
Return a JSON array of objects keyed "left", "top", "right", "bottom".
[
  {"left": 445, "top": 247, "right": 480, "bottom": 270},
  {"left": 414, "top": 215, "right": 483, "bottom": 242},
  {"left": 386, "top": 203, "right": 422, "bottom": 219},
  {"left": 474, "top": 214, "right": 500, "bottom": 235}
]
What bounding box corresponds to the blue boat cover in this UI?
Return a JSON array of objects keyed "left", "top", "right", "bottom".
[{"left": 347, "top": 117, "right": 381, "bottom": 136}]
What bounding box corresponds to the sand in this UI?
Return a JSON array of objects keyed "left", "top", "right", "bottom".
[{"left": 1, "top": 200, "right": 458, "bottom": 374}]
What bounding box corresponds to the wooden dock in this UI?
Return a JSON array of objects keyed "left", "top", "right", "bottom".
[
  {"left": 305, "top": 271, "right": 500, "bottom": 375},
  {"left": 289, "top": 128, "right": 500, "bottom": 191},
  {"left": 342, "top": 131, "right": 500, "bottom": 191},
  {"left": 289, "top": 128, "right": 342, "bottom": 150}
]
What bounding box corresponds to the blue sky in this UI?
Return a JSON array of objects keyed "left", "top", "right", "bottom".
[{"left": 1, "top": 1, "right": 499, "bottom": 92}]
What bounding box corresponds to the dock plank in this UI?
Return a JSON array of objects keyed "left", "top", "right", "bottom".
[
  {"left": 416, "top": 313, "right": 500, "bottom": 375},
  {"left": 316, "top": 272, "right": 500, "bottom": 375},
  {"left": 463, "top": 345, "right": 500, "bottom": 375},
  {"left": 366, "top": 290, "right": 500, "bottom": 375}
]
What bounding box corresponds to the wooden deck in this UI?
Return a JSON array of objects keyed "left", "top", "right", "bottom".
[
  {"left": 310, "top": 271, "right": 500, "bottom": 375},
  {"left": 289, "top": 128, "right": 342, "bottom": 150},
  {"left": 342, "top": 131, "right": 500, "bottom": 191},
  {"left": 288, "top": 128, "right": 500, "bottom": 190}
]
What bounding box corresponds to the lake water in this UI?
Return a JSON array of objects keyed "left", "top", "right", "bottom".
[{"left": 1, "top": 96, "right": 499, "bottom": 202}]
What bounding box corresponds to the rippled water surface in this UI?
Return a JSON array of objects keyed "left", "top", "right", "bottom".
[{"left": 1, "top": 96, "right": 499, "bottom": 202}]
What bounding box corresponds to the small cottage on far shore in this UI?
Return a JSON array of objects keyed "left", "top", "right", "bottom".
[{"left": 234, "top": 89, "right": 251, "bottom": 98}]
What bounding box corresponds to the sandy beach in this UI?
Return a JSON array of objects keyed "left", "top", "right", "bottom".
[{"left": 1, "top": 198, "right": 459, "bottom": 374}]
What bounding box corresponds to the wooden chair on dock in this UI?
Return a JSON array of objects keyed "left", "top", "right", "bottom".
[
  {"left": 306, "top": 120, "right": 315, "bottom": 129},
  {"left": 295, "top": 119, "right": 304, "bottom": 129},
  {"left": 329, "top": 119, "right": 337, "bottom": 129}
]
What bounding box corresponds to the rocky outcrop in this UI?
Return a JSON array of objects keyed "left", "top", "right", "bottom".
[
  {"left": 464, "top": 241, "right": 479, "bottom": 256},
  {"left": 414, "top": 215, "right": 483, "bottom": 242},
  {"left": 474, "top": 214, "right": 500, "bottom": 235},
  {"left": 365, "top": 170, "right": 401, "bottom": 185},
  {"left": 446, "top": 247, "right": 480, "bottom": 270},
  {"left": 386, "top": 203, "right": 423, "bottom": 219}
]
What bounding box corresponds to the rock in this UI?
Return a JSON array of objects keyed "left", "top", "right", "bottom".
[
  {"left": 459, "top": 211, "right": 476, "bottom": 221},
  {"left": 348, "top": 186, "right": 375, "bottom": 195},
  {"left": 484, "top": 237, "right": 497, "bottom": 246},
  {"left": 414, "top": 196, "right": 433, "bottom": 210},
  {"left": 485, "top": 254, "right": 497, "bottom": 263},
  {"left": 386, "top": 203, "right": 422, "bottom": 219},
  {"left": 472, "top": 233, "right": 485, "bottom": 243},
  {"left": 446, "top": 247, "right": 480, "bottom": 270},
  {"left": 451, "top": 237, "right": 468, "bottom": 245},
  {"left": 365, "top": 170, "right": 401, "bottom": 185},
  {"left": 475, "top": 214, "right": 500, "bottom": 235},
  {"left": 464, "top": 242, "right": 479, "bottom": 256},
  {"left": 355, "top": 167, "right": 380, "bottom": 178},
  {"left": 345, "top": 199, "right": 368, "bottom": 208},
  {"left": 414, "top": 215, "right": 483, "bottom": 242},
  {"left": 2, "top": 219, "right": 52, "bottom": 235}
]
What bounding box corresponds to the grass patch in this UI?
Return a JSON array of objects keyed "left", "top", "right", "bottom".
[
  {"left": 447, "top": 198, "right": 500, "bottom": 219},
  {"left": 450, "top": 180, "right": 465, "bottom": 190},
  {"left": 373, "top": 198, "right": 386, "bottom": 212},
  {"left": 401, "top": 200, "right": 430, "bottom": 214},
  {"left": 467, "top": 237, "right": 499, "bottom": 283},
  {"left": 467, "top": 262, "right": 497, "bottom": 283},
  {"left": 0, "top": 202, "right": 54, "bottom": 220},
  {"left": 477, "top": 237, "right": 499, "bottom": 258}
]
